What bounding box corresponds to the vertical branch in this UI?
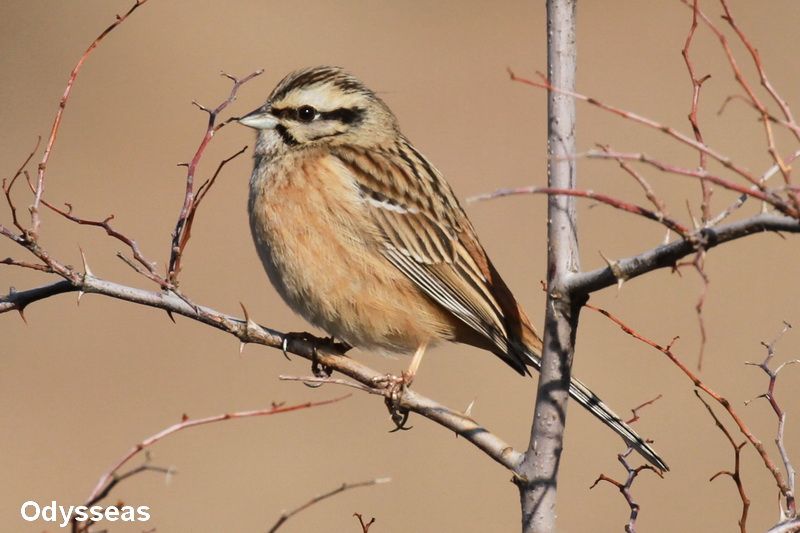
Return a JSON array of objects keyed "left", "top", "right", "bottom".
[
  {"left": 682, "top": 0, "right": 712, "bottom": 223},
  {"left": 518, "top": 1, "right": 579, "bottom": 532}
]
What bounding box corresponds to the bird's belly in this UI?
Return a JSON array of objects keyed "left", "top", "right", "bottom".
[{"left": 249, "top": 165, "right": 453, "bottom": 354}]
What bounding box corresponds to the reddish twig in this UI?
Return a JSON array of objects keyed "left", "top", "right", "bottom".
[
  {"left": 675, "top": 249, "right": 710, "bottom": 370},
  {"left": 717, "top": 0, "right": 800, "bottom": 143},
  {"left": 24, "top": 180, "right": 163, "bottom": 285},
  {"left": 681, "top": 0, "right": 713, "bottom": 222},
  {"left": 167, "top": 70, "right": 263, "bottom": 285},
  {"left": 508, "top": 69, "right": 763, "bottom": 190},
  {"left": 585, "top": 303, "right": 792, "bottom": 502},
  {"left": 86, "top": 395, "right": 350, "bottom": 505},
  {"left": 30, "top": 0, "right": 149, "bottom": 239},
  {"left": 626, "top": 394, "right": 663, "bottom": 425},
  {"left": 3, "top": 136, "right": 41, "bottom": 236},
  {"left": 174, "top": 145, "right": 248, "bottom": 273},
  {"left": 680, "top": 0, "right": 799, "bottom": 212},
  {"left": 468, "top": 186, "right": 689, "bottom": 236},
  {"left": 267, "top": 478, "right": 390, "bottom": 533},
  {"left": 710, "top": 149, "right": 800, "bottom": 226},
  {"left": 745, "top": 322, "right": 798, "bottom": 517},
  {"left": 583, "top": 149, "right": 797, "bottom": 218},
  {"left": 598, "top": 144, "right": 673, "bottom": 237},
  {"left": 695, "top": 390, "right": 750, "bottom": 533}
]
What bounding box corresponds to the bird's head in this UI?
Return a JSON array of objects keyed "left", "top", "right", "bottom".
[{"left": 240, "top": 66, "right": 397, "bottom": 154}]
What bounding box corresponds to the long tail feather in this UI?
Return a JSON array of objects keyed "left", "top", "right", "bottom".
[{"left": 524, "top": 349, "right": 669, "bottom": 471}]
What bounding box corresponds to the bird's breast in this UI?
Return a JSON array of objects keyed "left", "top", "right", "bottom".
[{"left": 247, "top": 150, "right": 455, "bottom": 352}]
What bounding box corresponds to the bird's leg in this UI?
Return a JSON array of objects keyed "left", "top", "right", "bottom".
[
  {"left": 374, "top": 342, "right": 428, "bottom": 431},
  {"left": 404, "top": 341, "right": 427, "bottom": 385}
]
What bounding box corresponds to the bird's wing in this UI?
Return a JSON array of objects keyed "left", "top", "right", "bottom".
[{"left": 332, "top": 140, "right": 530, "bottom": 371}]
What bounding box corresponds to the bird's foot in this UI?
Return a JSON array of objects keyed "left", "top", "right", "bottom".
[
  {"left": 282, "top": 332, "right": 351, "bottom": 386},
  {"left": 372, "top": 372, "right": 414, "bottom": 431}
]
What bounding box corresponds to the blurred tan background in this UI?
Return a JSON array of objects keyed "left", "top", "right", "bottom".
[{"left": 2, "top": 1, "right": 799, "bottom": 531}]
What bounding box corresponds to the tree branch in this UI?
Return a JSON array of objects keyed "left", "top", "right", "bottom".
[
  {"left": 517, "top": 1, "right": 578, "bottom": 531},
  {"left": 0, "top": 276, "right": 524, "bottom": 473},
  {"left": 567, "top": 213, "right": 799, "bottom": 295}
]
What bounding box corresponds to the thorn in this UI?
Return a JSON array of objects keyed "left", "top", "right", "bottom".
[
  {"left": 77, "top": 290, "right": 84, "bottom": 306},
  {"left": 239, "top": 342, "right": 246, "bottom": 355},
  {"left": 165, "top": 310, "right": 176, "bottom": 323},
  {"left": 599, "top": 250, "right": 626, "bottom": 291},
  {"left": 464, "top": 398, "right": 476, "bottom": 417},
  {"left": 686, "top": 200, "right": 700, "bottom": 230},
  {"left": 239, "top": 302, "right": 259, "bottom": 341},
  {"left": 79, "top": 246, "right": 93, "bottom": 277},
  {"left": 17, "top": 306, "right": 28, "bottom": 324}
]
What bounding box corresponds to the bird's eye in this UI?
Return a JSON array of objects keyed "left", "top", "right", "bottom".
[{"left": 296, "top": 105, "right": 317, "bottom": 123}]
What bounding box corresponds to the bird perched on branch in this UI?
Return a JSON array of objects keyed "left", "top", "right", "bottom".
[{"left": 240, "top": 66, "right": 667, "bottom": 471}]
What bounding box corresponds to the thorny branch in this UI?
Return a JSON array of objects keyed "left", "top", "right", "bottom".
[
  {"left": 590, "top": 396, "right": 664, "bottom": 533},
  {"left": 70, "top": 398, "right": 348, "bottom": 533},
  {"left": 590, "top": 451, "right": 662, "bottom": 533},
  {"left": 746, "top": 323, "right": 798, "bottom": 519},
  {"left": 0, "top": 0, "right": 524, "bottom": 482},
  {"left": 695, "top": 390, "right": 750, "bottom": 533},
  {"left": 586, "top": 304, "right": 794, "bottom": 513},
  {"left": 681, "top": 0, "right": 712, "bottom": 223},
  {"left": 167, "top": 70, "right": 262, "bottom": 285}
]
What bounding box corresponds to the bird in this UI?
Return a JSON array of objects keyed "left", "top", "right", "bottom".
[{"left": 239, "top": 66, "right": 667, "bottom": 471}]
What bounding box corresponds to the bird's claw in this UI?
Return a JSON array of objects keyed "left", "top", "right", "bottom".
[
  {"left": 372, "top": 373, "right": 414, "bottom": 431},
  {"left": 282, "top": 332, "right": 345, "bottom": 385}
]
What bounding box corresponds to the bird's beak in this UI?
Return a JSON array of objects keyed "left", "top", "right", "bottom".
[{"left": 239, "top": 105, "right": 277, "bottom": 130}]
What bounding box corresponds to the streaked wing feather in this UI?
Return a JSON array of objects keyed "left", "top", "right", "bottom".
[{"left": 332, "top": 141, "right": 510, "bottom": 354}]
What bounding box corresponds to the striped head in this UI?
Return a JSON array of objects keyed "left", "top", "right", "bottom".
[{"left": 240, "top": 66, "right": 398, "bottom": 155}]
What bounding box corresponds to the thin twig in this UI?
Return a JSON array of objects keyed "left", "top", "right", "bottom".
[
  {"left": 267, "top": 478, "right": 390, "bottom": 533},
  {"left": 583, "top": 149, "right": 795, "bottom": 217},
  {"left": 167, "top": 70, "right": 262, "bottom": 284},
  {"left": 3, "top": 136, "right": 41, "bottom": 235},
  {"left": 681, "top": 0, "right": 713, "bottom": 222},
  {"left": 86, "top": 396, "right": 350, "bottom": 504},
  {"left": 354, "top": 513, "right": 376, "bottom": 532},
  {"left": 586, "top": 304, "right": 792, "bottom": 503},
  {"left": 680, "top": 0, "right": 799, "bottom": 212},
  {"left": 590, "top": 449, "right": 661, "bottom": 533},
  {"left": 30, "top": 0, "right": 149, "bottom": 239},
  {"left": 745, "top": 322, "right": 797, "bottom": 517},
  {"left": 469, "top": 186, "right": 689, "bottom": 237},
  {"left": 175, "top": 145, "right": 248, "bottom": 273},
  {"left": 626, "top": 394, "right": 663, "bottom": 425},
  {"left": 509, "top": 68, "right": 763, "bottom": 189},
  {"left": 72, "top": 462, "right": 173, "bottom": 533},
  {"left": 695, "top": 390, "right": 750, "bottom": 533}
]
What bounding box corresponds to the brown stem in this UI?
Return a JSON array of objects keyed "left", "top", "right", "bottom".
[{"left": 30, "top": 0, "right": 149, "bottom": 239}]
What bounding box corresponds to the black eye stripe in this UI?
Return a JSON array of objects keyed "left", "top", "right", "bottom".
[
  {"left": 320, "top": 107, "right": 364, "bottom": 125},
  {"left": 271, "top": 106, "right": 364, "bottom": 125}
]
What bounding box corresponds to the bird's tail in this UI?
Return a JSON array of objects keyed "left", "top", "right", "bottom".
[{"left": 518, "top": 327, "right": 669, "bottom": 471}]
